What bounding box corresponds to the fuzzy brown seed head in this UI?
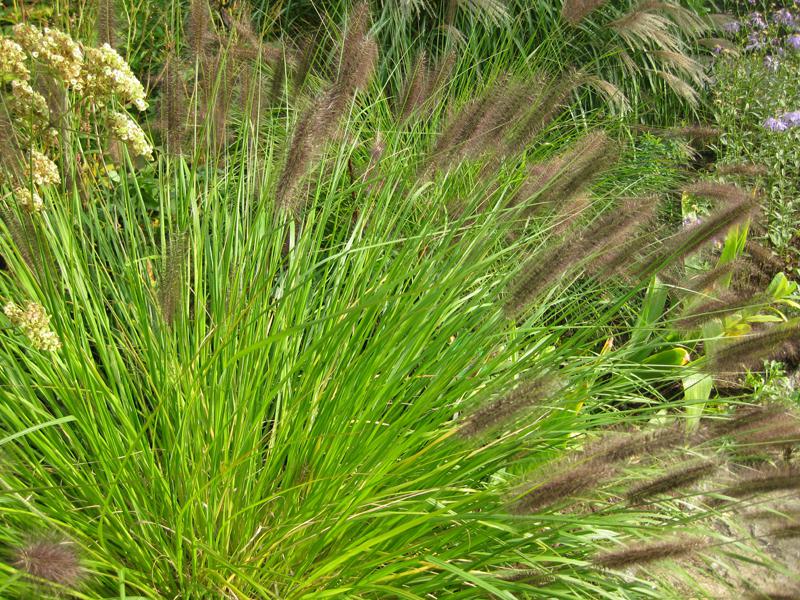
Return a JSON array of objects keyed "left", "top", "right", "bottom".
[
  {"left": 625, "top": 458, "right": 719, "bottom": 503},
  {"left": 459, "top": 376, "right": 560, "bottom": 437},
  {"left": 562, "top": 0, "right": 609, "bottom": 25},
  {"left": 13, "top": 537, "right": 83, "bottom": 588},
  {"left": 720, "top": 465, "right": 800, "bottom": 498},
  {"left": 592, "top": 536, "right": 707, "bottom": 569},
  {"left": 511, "top": 460, "right": 616, "bottom": 514}
]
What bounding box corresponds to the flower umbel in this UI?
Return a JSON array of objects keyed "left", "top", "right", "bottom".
[
  {"left": 3, "top": 301, "right": 61, "bottom": 351},
  {"left": 26, "top": 150, "right": 60, "bottom": 186},
  {"left": 109, "top": 111, "right": 153, "bottom": 159},
  {"left": 13, "top": 24, "right": 83, "bottom": 86},
  {"left": 12, "top": 186, "right": 44, "bottom": 213},
  {"left": 79, "top": 44, "right": 147, "bottom": 110},
  {"left": 0, "top": 37, "right": 30, "bottom": 80}
]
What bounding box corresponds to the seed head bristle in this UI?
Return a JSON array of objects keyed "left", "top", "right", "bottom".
[
  {"left": 292, "top": 32, "right": 319, "bottom": 95},
  {"left": 562, "top": 0, "right": 609, "bottom": 25},
  {"left": 275, "top": 3, "right": 377, "bottom": 214},
  {"left": 516, "top": 132, "right": 617, "bottom": 213},
  {"left": 625, "top": 458, "right": 719, "bottom": 503},
  {"left": 459, "top": 376, "right": 560, "bottom": 437},
  {"left": 424, "top": 93, "right": 493, "bottom": 176},
  {"left": 592, "top": 536, "right": 707, "bottom": 569},
  {"left": 588, "top": 422, "right": 687, "bottom": 464},
  {"left": 13, "top": 536, "right": 83, "bottom": 588},
  {"left": 746, "top": 241, "right": 784, "bottom": 282},
  {"left": 0, "top": 205, "right": 41, "bottom": 278},
  {"left": 662, "top": 125, "right": 720, "bottom": 143},
  {"left": 158, "top": 232, "right": 189, "bottom": 326},
  {"left": 675, "top": 290, "right": 767, "bottom": 330},
  {"left": 679, "top": 260, "right": 739, "bottom": 297},
  {"left": 685, "top": 181, "right": 755, "bottom": 205},
  {"left": 505, "top": 197, "right": 653, "bottom": 316},
  {"left": 719, "top": 466, "right": 800, "bottom": 498},
  {"left": 634, "top": 194, "right": 757, "bottom": 278},
  {"left": 269, "top": 52, "right": 286, "bottom": 107},
  {"left": 715, "top": 162, "right": 769, "bottom": 178},
  {"left": 396, "top": 51, "right": 431, "bottom": 124},
  {"left": 511, "top": 460, "right": 616, "bottom": 514},
  {"left": 710, "top": 323, "right": 800, "bottom": 375},
  {"left": 159, "top": 53, "right": 187, "bottom": 154},
  {"left": 704, "top": 404, "right": 787, "bottom": 439},
  {"left": 428, "top": 49, "right": 457, "bottom": 102},
  {"left": 463, "top": 77, "right": 532, "bottom": 160},
  {"left": 187, "top": 0, "right": 212, "bottom": 61},
  {"left": 504, "top": 70, "right": 582, "bottom": 156},
  {"left": 96, "top": 0, "right": 116, "bottom": 48}
]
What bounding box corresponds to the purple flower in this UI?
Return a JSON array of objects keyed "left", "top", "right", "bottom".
[
  {"left": 722, "top": 20, "right": 741, "bottom": 34},
  {"left": 745, "top": 32, "right": 764, "bottom": 50},
  {"left": 764, "top": 55, "right": 781, "bottom": 71},
  {"left": 764, "top": 117, "right": 788, "bottom": 131},
  {"left": 773, "top": 8, "right": 796, "bottom": 27},
  {"left": 788, "top": 34, "right": 800, "bottom": 49},
  {"left": 782, "top": 111, "right": 800, "bottom": 126},
  {"left": 749, "top": 12, "right": 767, "bottom": 30}
]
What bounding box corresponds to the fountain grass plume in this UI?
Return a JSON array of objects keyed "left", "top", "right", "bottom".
[
  {"left": 504, "top": 70, "right": 582, "bottom": 156},
  {"left": 562, "top": 0, "right": 610, "bottom": 25},
  {"left": 587, "top": 421, "right": 687, "bottom": 464},
  {"left": 505, "top": 196, "right": 655, "bottom": 317},
  {"left": 715, "top": 163, "right": 769, "bottom": 178},
  {"left": 396, "top": 51, "right": 431, "bottom": 124},
  {"left": 718, "top": 466, "right": 800, "bottom": 498},
  {"left": 625, "top": 458, "right": 719, "bottom": 503},
  {"left": 187, "top": 0, "right": 212, "bottom": 62},
  {"left": 12, "top": 536, "right": 83, "bottom": 589},
  {"left": 458, "top": 375, "right": 560, "bottom": 437},
  {"left": 634, "top": 191, "right": 758, "bottom": 278},
  {"left": 592, "top": 536, "right": 707, "bottom": 569},
  {"left": 275, "top": 1, "right": 377, "bottom": 214},
  {"left": 675, "top": 290, "right": 768, "bottom": 330},
  {"left": 96, "top": 0, "right": 116, "bottom": 48},
  {"left": 710, "top": 322, "right": 800, "bottom": 375},
  {"left": 158, "top": 53, "right": 187, "bottom": 154},
  {"left": 510, "top": 460, "right": 616, "bottom": 514}
]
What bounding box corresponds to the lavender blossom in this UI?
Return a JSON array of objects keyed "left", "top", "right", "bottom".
[
  {"left": 745, "top": 32, "right": 764, "bottom": 51},
  {"left": 788, "top": 34, "right": 800, "bottom": 49},
  {"left": 764, "top": 117, "right": 788, "bottom": 131},
  {"left": 783, "top": 111, "right": 800, "bottom": 126},
  {"left": 749, "top": 12, "right": 767, "bottom": 30},
  {"left": 722, "top": 20, "right": 741, "bottom": 34},
  {"left": 773, "top": 8, "right": 796, "bottom": 27}
]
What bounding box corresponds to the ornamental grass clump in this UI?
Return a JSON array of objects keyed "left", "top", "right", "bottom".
[{"left": 0, "top": 4, "right": 798, "bottom": 599}]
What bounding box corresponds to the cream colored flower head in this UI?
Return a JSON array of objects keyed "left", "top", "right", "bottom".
[
  {"left": 80, "top": 45, "right": 148, "bottom": 111},
  {"left": 13, "top": 24, "right": 83, "bottom": 87},
  {"left": 0, "top": 37, "right": 30, "bottom": 80},
  {"left": 3, "top": 301, "right": 61, "bottom": 352},
  {"left": 109, "top": 111, "right": 153, "bottom": 159},
  {"left": 26, "top": 150, "right": 61, "bottom": 187},
  {"left": 9, "top": 80, "right": 51, "bottom": 133},
  {"left": 12, "top": 186, "right": 44, "bottom": 213}
]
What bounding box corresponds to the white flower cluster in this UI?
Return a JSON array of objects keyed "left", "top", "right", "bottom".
[
  {"left": 3, "top": 301, "right": 61, "bottom": 352},
  {"left": 12, "top": 186, "right": 44, "bottom": 213},
  {"left": 1, "top": 26, "right": 152, "bottom": 210},
  {"left": 109, "top": 111, "right": 153, "bottom": 159},
  {"left": 13, "top": 24, "right": 83, "bottom": 87},
  {"left": 9, "top": 80, "right": 52, "bottom": 137},
  {"left": 0, "top": 37, "right": 29, "bottom": 80},
  {"left": 80, "top": 44, "right": 148, "bottom": 111},
  {"left": 26, "top": 150, "right": 61, "bottom": 187}
]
